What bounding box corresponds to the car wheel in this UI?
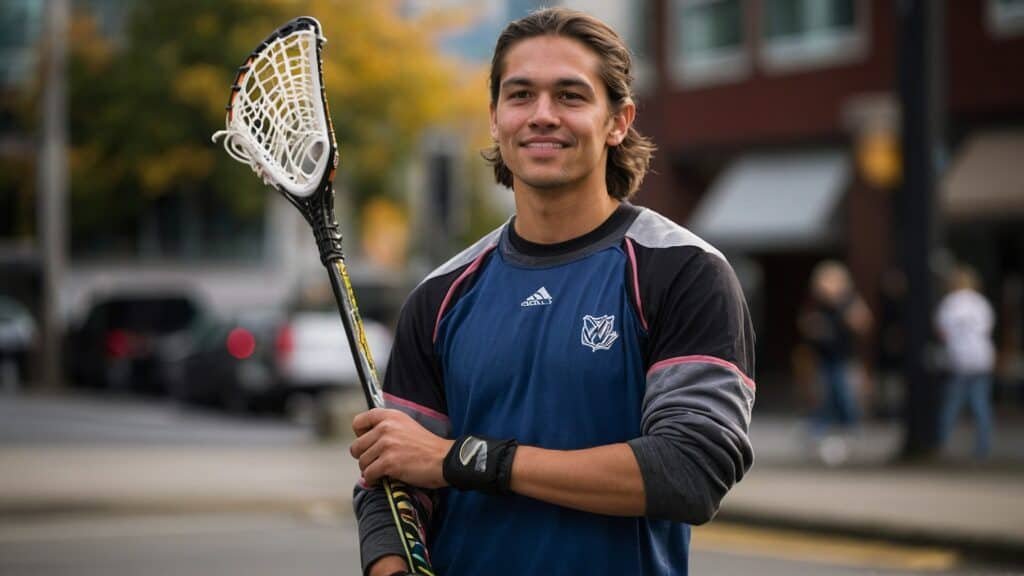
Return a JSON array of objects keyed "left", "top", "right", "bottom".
[{"left": 221, "top": 385, "right": 253, "bottom": 415}]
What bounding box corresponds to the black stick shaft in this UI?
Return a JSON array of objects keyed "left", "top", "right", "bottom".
[
  {"left": 322, "top": 255, "right": 434, "bottom": 575},
  {"left": 325, "top": 257, "right": 384, "bottom": 409}
]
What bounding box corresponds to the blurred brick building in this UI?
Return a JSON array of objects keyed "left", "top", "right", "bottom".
[{"left": 628, "top": 0, "right": 1024, "bottom": 407}]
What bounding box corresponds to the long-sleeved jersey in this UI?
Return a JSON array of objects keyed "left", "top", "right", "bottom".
[{"left": 355, "top": 203, "right": 755, "bottom": 576}]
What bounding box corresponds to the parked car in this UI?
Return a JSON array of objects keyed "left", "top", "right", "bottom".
[
  {"left": 275, "top": 293, "right": 393, "bottom": 402},
  {"left": 164, "top": 311, "right": 284, "bottom": 414},
  {"left": 0, "top": 295, "right": 36, "bottom": 390},
  {"left": 65, "top": 291, "right": 203, "bottom": 394}
]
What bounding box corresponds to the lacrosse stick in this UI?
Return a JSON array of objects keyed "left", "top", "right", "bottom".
[{"left": 212, "top": 16, "right": 432, "bottom": 575}]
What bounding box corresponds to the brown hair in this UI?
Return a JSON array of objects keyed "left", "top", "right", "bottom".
[{"left": 482, "top": 7, "right": 654, "bottom": 200}]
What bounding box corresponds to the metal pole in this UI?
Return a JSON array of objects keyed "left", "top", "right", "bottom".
[
  {"left": 38, "top": 0, "right": 69, "bottom": 391},
  {"left": 897, "top": 0, "right": 943, "bottom": 459}
]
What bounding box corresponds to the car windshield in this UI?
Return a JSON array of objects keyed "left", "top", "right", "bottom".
[
  {"left": 0, "top": 296, "right": 29, "bottom": 322},
  {"left": 95, "top": 298, "right": 198, "bottom": 333}
]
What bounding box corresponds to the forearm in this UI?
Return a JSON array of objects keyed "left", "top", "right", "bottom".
[
  {"left": 509, "top": 443, "right": 645, "bottom": 516},
  {"left": 368, "top": 555, "right": 407, "bottom": 576}
]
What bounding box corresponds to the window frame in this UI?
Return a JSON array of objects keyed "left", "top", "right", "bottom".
[
  {"left": 671, "top": 0, "right": 751, "bottom": 89},
  {"left": 758, "top": 0, "right": 869, "bottom": 75},
  {"left": 988, "top": 0, "right": 1024, "bottom": 37}
]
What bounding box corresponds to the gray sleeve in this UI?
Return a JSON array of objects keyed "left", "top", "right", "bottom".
[
  {"left": 353, "top": 483, "right": 407, "bottom": 575},
  {"left": 627, "top": 360, "right": 755, "bottom": 525},
  {"left": 353, "top": 482, "right": 437, "bottom": 575},
  {"left": 353, "top": 389, "right": 449, "bottom": 574}
]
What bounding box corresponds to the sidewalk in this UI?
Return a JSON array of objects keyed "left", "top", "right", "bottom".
[
  {"left": 720, "top": 415, "right": 1024, "bottom": 560},
  {"left": 1, "top": 398, "right": 1022, "bottom": 561}
]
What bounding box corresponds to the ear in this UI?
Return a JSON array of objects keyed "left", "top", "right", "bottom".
[
  {"left": 606, "top": 99, "right": 636, "bottom": 147},
  {"left": 489, "top": 103, "right": 499, "bottom": 141}
]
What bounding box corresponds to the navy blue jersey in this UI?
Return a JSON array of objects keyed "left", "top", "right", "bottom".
[{"left": 355, "top": 204, "right": 755, "bottom": 576}]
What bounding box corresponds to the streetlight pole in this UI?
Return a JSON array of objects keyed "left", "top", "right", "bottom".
[
  {"left": 38, "top": 0, "right": 69, "bottom": 390},
  {"left": 897, "top": 0, "right": 944, "bottom": 459}
]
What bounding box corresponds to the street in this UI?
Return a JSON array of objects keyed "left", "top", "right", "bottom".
[
  {"left": 1, "top": 512, "right": 1016, "bottom": 576},
  {"left": 0, "top": 392, "right": 1020, "bottom": 575}
]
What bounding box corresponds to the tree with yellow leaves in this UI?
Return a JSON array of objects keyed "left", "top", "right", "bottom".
[{"left": 64, "top": 0, "right": 490, "bottom": 259}]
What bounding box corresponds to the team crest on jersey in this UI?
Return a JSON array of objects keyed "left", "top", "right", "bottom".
[{"left": 581, "top": 314, "right": 618, "bottom": 352}]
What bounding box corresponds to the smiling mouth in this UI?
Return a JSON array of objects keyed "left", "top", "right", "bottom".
[{"left": 522, "top": 142, "right": 567, "bottom": 149}]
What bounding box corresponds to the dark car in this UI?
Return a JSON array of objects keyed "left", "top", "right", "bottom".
[
  {"left": 0, "top": 295, "right": 36, "bottom": 390},
  {"left": 165, "top": 311, "right": 285, "bottom": 414},
  {"left": 65, "top": 292, "right": 202, "bottom": 394}
]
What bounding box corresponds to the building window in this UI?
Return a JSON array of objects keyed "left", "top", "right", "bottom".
[
  {"left": 760, "top": 0, "right": 866, "bottom": 73},
  {"left": 672, "top": 0, "right": 748, "bottom": 88},
  {"left": 560, "top": 0, "right": 657, "bottom": 93},
  {"left": 0, "top": 0, "right": 42, "bottom": 88},
  {"left": 989, "top": 0, "right": 1024, "bottom": 37},
  {"left": 629, "top": 0, "right": 656, "bottom": 93}
]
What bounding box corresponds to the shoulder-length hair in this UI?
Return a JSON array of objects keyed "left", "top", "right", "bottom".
[{"left": 482, "top": 8, "right": 655, "bottom": 200}]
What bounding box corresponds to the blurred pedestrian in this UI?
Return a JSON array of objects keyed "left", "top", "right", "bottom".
[
  {"left": 349, "top": 8, "right": 755, "bottom": 576},
  {"left": 935, "top": 264, "right": 995, "bottom": 459},
  {"left": 799, "top": 260, "right": 872, "bottom": 462}
]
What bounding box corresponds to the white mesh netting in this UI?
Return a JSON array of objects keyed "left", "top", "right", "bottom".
[{"left": 212, "top": 25, "right": 331, "bottom": 197}]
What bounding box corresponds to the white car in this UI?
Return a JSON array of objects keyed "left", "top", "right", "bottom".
[{"left": 274, "top": 308, "right": 392, "bottom": 394}]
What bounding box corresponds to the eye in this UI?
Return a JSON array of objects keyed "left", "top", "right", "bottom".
[
  {"left": 559, "top": 91, "right": 585, "bottom": 103},
  {"left": 507, "top": 90, "right": 531, "bottom": 101}
]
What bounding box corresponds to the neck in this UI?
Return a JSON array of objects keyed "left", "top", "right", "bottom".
[
  {"left": 513, "top": 189, "right": 619, "bottom": 244},
  {"left": 512, "top": 176, "right": 619, "bottom": 245}
]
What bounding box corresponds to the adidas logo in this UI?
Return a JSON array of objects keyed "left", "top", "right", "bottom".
[{"left": 521, "top": 286, "right": 554, "bottom": 307}]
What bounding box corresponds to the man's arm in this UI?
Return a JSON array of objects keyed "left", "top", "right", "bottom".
[
  {"left": 366, "top": 555, "right": 408, "bottom": 576},
  {"left": 509, "top": 444, "right": 645, "bottom": 515},
  {"left": 353, "top": 409, "right": 645, "bottom": 516}
]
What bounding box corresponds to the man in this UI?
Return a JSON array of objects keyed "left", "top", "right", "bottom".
[
  {"left": 799, "top": 260, "right": 872, "bottom": 464},
  {"left": 935, "top": 264, "right": 995, "bottom": 459},
  {"left": 350, "top": 8, "right": 755, "bottom": 576}
]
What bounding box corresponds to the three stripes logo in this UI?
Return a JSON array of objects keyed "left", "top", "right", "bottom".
[{"left": 521, "top": 286, "right": 554, "bottom": 307}]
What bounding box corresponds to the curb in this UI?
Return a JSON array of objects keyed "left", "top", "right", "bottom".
[
  {"left": 0, "top": 497, "right": 354, "bottom": 521},
  {"left": 715, "top": 508, "right": 1024, "bottom": 567}
]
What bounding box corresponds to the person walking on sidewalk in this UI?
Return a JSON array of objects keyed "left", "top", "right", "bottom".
[
  {"left": 348, "top": 8, "right": 756, "bottom": 576},
  {"left": 935, "top": 264, "right": 995, "bottom": 459},
  {"left": 799, "top": 260, "right": 872, "bottom": 463}
]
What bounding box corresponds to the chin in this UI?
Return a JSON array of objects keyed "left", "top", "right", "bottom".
[
  {"left": 513, "top": 166, "right": 575, "bottom": 189},
  {"left": 519, "top": 175, "right": 576, "bottom": 191}
]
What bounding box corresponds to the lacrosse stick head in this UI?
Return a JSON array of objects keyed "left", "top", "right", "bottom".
[{"left": 212, "top": 16, "right": 337, "bottom": 198}]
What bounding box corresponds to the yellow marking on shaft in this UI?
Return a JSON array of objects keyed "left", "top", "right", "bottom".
[
  {"left": 691, "top": 522, "right": 959, "bottom": 571},
  {"left": 333, "top": 260, "right": 379, "bottom": 379},
  {"left": 333, "top": 260, "right": 425, "bottom": 571}
]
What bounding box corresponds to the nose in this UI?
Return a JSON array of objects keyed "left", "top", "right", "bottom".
[{"left": 528, "top": 93, "right": 559, "bottom": 129}]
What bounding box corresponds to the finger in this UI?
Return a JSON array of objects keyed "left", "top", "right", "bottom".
[
  {"left": 349, "top": 425, "right": 382, "bottom": 459},
  {"left": 362, "top": 455, "right": 391, "bottom": 486},
  {"left": 354, "top": 407, "right": 382, "bottom": 434},
  {"left": 352, "top": 408, "right": 390, "bottom": 436},
  {"left": 358, "top": 474, "right": 379, "bottom": 488},
  {"left": 358, "top": 435, "right": 387, "bottom": 472}
]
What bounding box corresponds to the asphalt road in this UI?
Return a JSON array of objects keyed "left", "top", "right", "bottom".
[
  {"left": 0, "top": 392, "right": 1019, "bottom": 575},
  {"left": 0, "top": 512, "right": 1016, "bottom": 576}
]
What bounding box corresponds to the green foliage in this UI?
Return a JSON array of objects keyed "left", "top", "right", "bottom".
[
  {"left": 67, "top": 0, "right": 284, "bottom": 253},
  {"left": 64, "top": 0, "right": 496, "bottom": 258}
]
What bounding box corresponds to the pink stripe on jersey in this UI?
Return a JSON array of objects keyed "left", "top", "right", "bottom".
[
  {"left": 384, "top": 392, "right": 449, "bottom": 422},
  {"left": 623, "top": 237, "right": 649, "bottom": 332},
  {"left": 648, "top": 354, "right": 756, "bottom": 391},
  {"left": 433, "top": 245, "right": 496, "bottom": 343},
  {"left": 413, "top": 490, "right": 434, "bottom": 517}
]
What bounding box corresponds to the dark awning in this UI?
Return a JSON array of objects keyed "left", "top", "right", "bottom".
[{"left": 942, "top": 131, "right": 1024, "bottom": 221}]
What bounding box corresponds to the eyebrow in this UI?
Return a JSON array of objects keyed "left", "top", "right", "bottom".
[{"left": 500, "top": 76, "right": 596, "bottom": 96}]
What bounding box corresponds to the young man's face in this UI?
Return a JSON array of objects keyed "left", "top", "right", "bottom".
[{"left": 490, "top": 35, "right": 633, "bottom": 196}]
